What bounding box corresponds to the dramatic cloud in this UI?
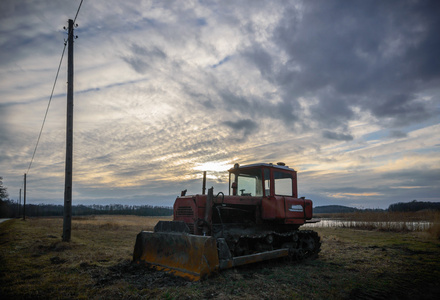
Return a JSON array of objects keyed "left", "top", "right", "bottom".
[
  {"left": 223, "top": 119, "right": 259, "bottom": 142},
  {"left": 322, "top": 130, "right": 353, "bottom": 141},
  {"left": 0, "top": 0, "right": 439, "bottom": 208}
]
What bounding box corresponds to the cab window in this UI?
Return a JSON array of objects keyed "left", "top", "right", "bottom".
[
  {"left": 274, "top": 171, "right": 293, "bottom": 196},
  {"left": 230, "top": 168, "right": 263, "bottom": 196}
]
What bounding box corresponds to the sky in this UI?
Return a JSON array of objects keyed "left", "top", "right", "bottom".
[{"left": 0, "top": 0, "right": 439, "bottom": 209}]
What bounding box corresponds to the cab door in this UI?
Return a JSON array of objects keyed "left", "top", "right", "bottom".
[{"left": 261, "top": 168, "right": 298, "bottom": 220}]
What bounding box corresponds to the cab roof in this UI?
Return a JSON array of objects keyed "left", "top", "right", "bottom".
[{"left": 229, "top": 163, "right": 295, "bottom": 172}]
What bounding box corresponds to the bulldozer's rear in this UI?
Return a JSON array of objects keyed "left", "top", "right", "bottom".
[{"left": 133, "top": 163, "right": 321, "bottom": 280}]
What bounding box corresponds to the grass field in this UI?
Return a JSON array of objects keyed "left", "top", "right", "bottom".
[{"left": 1, "top": 215, "right": 439, "bottom": 299}]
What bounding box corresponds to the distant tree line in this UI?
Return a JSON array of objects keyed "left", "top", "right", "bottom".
[
  {"left": 0, "top": 176, "right": 10, "bottom": 217},
  {"left": 314, "top": 205, "right": 386, "bottom": 213},
  {"left": 3, "top": 199, "right": 440, "bottom": 218},
  {"left": 314, "top": 205, "right": 360, "bottom": 214},
  {"left": 0, "top": 200, "right": 173, "bottom": 218},
  {"left": 388, "top": 200, "right": 440, "bottom": 212},
  {"left": 315, "top": 201, "right": 440, "bottom": 214},
  {"left": 0, "top": 178, "right": 174, "bottom": 218}
]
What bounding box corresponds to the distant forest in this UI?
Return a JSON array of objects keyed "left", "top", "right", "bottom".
[
  {"left": 387, "top": 200, "right": 440, "bottom": 212},
  {"left": 0, "top": 200, "right": 173, "bottom": 218},
  {"left": 315, "top": 200, "right": 440, "bottom": 214},
  {"left": 1, "top": 199, "right": 440, "bottom": 218}
]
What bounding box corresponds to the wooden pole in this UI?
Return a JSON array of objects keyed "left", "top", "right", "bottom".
[
  {"left": 23, "top": 174, "right": 26, "bottom": 220},
  {"left": 63, "top": 19, "right": 74, "bottom": 242},
  {"left": 18, "top": 188, "right": 21, "bottom": 218}
]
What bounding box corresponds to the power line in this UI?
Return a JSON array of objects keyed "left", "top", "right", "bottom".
[
  {"left": 73, "top": 0, "right": 84, "bottom": 25},
  {"left": 25, "top": 0, "right": 84, "bottom": 175},
  {"left": 26, "top": 43, "right": 67, "bottom": 175}
]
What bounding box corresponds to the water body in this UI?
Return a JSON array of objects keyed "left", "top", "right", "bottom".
[{"left": 303, "top": 219, "right": 432, "bottom": 231}]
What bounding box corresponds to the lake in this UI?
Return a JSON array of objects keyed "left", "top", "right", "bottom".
[{"left": 303, "top": 219, "right": 432, "bottom": 231}]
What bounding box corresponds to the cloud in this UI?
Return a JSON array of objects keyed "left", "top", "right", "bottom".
[
  {"left": 371, "top": 94, "right": 430, "bottom": 126},
  {"left": 122, "top": 44, "right": 167, "bottom": 74},
  {"left": 242, "top": 45, "right": 274, "bottom": 80},
  {"left": 322, "top": 130, "right": 354, "bottom": 141},
  {"left": 0, "top": 0, "right": 439, "bottom": 209},
  {"left": 388, "top": 130, "right": 407, "bottom": 139},
  {"left": 270, "top": 0, "right": 439, "bottom": 130},
  {"left": 223, "top": 119, "right": 259, "bottom": 142}
]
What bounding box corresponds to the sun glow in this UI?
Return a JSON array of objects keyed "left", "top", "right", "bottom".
[{"left": 193, "top": 161, "right": 231, "bottom": 172}]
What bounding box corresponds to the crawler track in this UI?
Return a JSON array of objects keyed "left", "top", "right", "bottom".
[{"left": 223, "top": 229, "right": 321, "bottom": 262}]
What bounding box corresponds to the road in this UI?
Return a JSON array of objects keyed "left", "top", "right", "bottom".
[{"left": 0, "top": 218, "right": 11, "bottom": 224}]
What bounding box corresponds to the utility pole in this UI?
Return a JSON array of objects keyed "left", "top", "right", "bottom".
[
  {"left": 18, "top": 188, "right": 21, "bottom": 218},
  {"left": 23, "top": 174, "right": 26, "bottom": 221},
  {"left": 63, "top": 19, "right": 75, "bottom": 242}
]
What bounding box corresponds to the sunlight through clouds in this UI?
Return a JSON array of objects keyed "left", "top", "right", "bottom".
[
  {"left": 0, "top": 0, "right": 439, "bottom": 208},
  {"left": 193, "top": 161, "right": 232, "bottom": 173}
]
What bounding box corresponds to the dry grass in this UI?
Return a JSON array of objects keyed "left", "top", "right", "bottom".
[
  {"left": 1, "top": 215, "right": 440, "bottom": 299},
  {"left": 71, "top": 215, "right": 172, "bottom": 231},
  {"left": 0, "top": 215, "right": 173, "bottom": 299},
  {"left": 426, "top": 212, "right": 440, "bottom": 239}
]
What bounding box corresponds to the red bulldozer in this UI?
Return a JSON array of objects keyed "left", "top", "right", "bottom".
[{"left": 133, "top": 162, "right": 321, "bottom": 280}]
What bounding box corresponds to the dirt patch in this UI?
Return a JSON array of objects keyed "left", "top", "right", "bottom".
[
  {"left": 30, "top": 241, "right": 74, "bottom": 257},
  {"left": 50, "top": 256, "right": 67, "bottom": 264},
  {"left": 83, "top": 259, "right": 190, "bottom": 289}
]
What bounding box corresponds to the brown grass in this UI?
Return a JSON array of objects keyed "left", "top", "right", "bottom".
[
  {"left": 1, "top": 215, "right": 440, "bottom": 299},
  {"left": 71, "top": 215, "right": 172, "bottom": 231},
  {"left": 426, "top": 212, "right": 440, "bottom": 239}
]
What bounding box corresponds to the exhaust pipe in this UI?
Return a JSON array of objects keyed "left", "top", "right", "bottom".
[
  {"left": 203, "top": 187, "right": 213, "bottom": 235},
  {"left": 202, "top": 171, "right": 206, "bottom": 195}
]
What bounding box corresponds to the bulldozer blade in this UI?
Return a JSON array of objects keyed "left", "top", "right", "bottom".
[{"left": 133, "top": 231, "right": 219, "bottom": 281}]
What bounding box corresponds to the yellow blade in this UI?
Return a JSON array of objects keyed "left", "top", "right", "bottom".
[{"left": 133, "top": 231, "right": 219, "bottom": 281}]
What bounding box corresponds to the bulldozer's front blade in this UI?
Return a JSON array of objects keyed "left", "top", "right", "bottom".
[{"left": 133, "top": 231, "right": 219, "bottom": 281}]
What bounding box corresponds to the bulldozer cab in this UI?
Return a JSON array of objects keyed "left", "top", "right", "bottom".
[{"left": 229, "top": 162, "right": 298, "bottom": 198}]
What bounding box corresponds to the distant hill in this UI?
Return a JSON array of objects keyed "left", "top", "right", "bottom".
[{"left": 314, "top": 205, "right": 360, "bottom": 214}]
